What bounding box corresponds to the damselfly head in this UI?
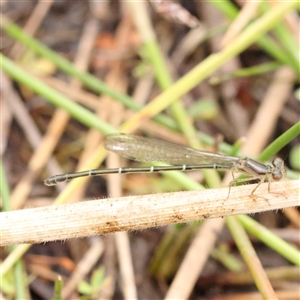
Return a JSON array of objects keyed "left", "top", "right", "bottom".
[{"left": 271, "top": 157, "right": 286, "bottom": 181}]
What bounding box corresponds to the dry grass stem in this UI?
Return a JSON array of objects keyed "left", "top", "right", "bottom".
[
  {"left": 221, "top": 1, "right": 260, "bottom": 47},
  {"left": 1, "top": 180, "right": 299, "bottom": 246},
  {"left": 244, "top": 66, "right": 296, "bottom": 154}
]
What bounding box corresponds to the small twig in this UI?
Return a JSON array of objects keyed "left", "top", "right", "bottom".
[{"left": 1, "top": 180, "right": 299, "bottom": 246}]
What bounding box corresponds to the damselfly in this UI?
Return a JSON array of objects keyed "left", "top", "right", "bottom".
[{"left": 44, "top": 133, "right": 285, "bottom": 195}]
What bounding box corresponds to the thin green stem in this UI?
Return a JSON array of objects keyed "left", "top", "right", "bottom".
[
  {"left": 121, "top": 1, "right": 299, "bottom": 131},
  {"left": 237, "top": 215, "right": 300, "bottom": 266},
  {"left": 259, "top": 122, "right": 300, "bottom": 162},
  {"left": 0, "top": 161, "right": 26, "bottom": 298},
  {"left": 0, "top": 14, "right": 178, "bottom": 131},
  {"left": 0, "top": 54, "right": 117, "bottom": 135},
  {"left": 0, "top": 159, "right": 11, "bottom": 211},
  {"left": 209, "top": 1, "right": 299, "bottom": 72},
  {"left": 226, "top": 216, "right": 277, "bottom": 299}
]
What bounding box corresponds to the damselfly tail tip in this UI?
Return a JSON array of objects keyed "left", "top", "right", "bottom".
[{"left": 44, "top": 178, "right": 55, "bottom": 186}]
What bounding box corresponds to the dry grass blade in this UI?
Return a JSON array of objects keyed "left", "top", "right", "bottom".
[{"left": 1, "top": 180, "right": 298, "bottom": 246}]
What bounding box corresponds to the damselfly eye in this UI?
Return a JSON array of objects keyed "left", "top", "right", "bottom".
[
  {"left": 272, "top": 157, "right": 285, "bottom": 181},
  {"left": 272, "top": 173, "right": 282, "bottom": 181}
]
